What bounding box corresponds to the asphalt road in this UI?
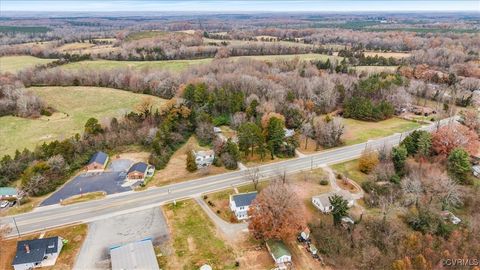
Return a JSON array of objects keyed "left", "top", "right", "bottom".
[{"left": 0, "top": 118, "right": 455, "bottom": 237}]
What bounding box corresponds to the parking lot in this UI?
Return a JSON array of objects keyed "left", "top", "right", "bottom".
[
  {"left": 74, "top": 208, "right": 169, "bottom": 269},
  {"left": 40, "top": 172, "right": 132, "bottom": 206}
]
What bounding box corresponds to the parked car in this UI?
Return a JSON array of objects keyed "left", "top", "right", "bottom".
[{"left": 0, "top": 201, "right": 9, "bottom": 208}]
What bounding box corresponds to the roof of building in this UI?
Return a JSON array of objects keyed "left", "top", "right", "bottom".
[
  {"left": 313, "top": 190, "right": 354, "bottom": 208},
  {"left": 266, "top": 240, "right": 291, "bottom": 260},
  {"left": 110, "top": 239, "right": 160, "bottom": 270},
  {"left": 231, "top": 191, "right": 257, "bottom": 207},
  {"left": 88, "top": 151, "right": 108, "bottom": 165},
  {"left": 0, "top": 187, "right": 17, "bottom": 196},
  {"left": 194, "top": 150, "right": 214, "bottom": 157},
  {"left": 127, "top": 162, "right": 148, "bottom": 174},
  {"left": 12, "top": 237, "right": 60, "bottom": 265}
]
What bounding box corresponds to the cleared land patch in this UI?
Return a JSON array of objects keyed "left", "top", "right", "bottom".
[
  {"left": 62, "top": 53, "right": 339, "bottom": 72},
  {"left": 342, "top": 117, "right": 421, "bottom": 145},
  {"left": 0, "top": 86, "right": 166, "bottom": 156},
  {"left": 0, "top": 55, "right": 56, "bottom": 74},
  {"left": 163, "top": 199, "right": 237, "bottom": 269},
  {"left": 363, "top": 51, "right": 411, "bottom": 58}
]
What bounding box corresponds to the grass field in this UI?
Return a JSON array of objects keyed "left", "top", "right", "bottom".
[
  {"left": 63, "top": 53, "right": 339, "bottom": 73},
  {"left": 0, "top": 55, "right": 56, "bottom": 74},
  {"left": 352, "top": 65, "right": 398, "bottom": 74},
  {"left": 125, "top": 30, "right": 168, "bottom": 41},
  {"left": 363, "top": 52, "right": 411, "bottom": 59},
  {"left": 331, "top": 159, "right": 369, "bottom": 185},
  {"left": 342, "top": 117, "right": 421, "bottom": 145},
  {"left": 0, "top": 86, "right": 166, "bottom": 156},
  {"left": 163, "top": 200, "right": 237, "bottom": 269}
]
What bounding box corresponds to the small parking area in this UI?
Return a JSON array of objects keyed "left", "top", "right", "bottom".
[
  {"left": 40, "top": 172, "right": 131, "bottom": 206},
  {"left": 108, "top": 159, "right": 134, "bottom": 172},
  {"left": 74, "top": 208, "right": 169, "bottom": 270}
]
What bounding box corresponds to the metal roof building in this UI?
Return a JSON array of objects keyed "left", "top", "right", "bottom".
[{"left": 110, "top": 239, "right": 159, "bottom": 270}]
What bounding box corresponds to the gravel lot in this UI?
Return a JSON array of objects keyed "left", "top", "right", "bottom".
[{"left": 74, "top": 207, "right": 169, "bottom": 270}]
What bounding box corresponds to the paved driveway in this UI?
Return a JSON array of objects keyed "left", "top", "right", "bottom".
[
  {"left": 108, "top": 159, "right": 134, "bottom": 172},
  {"left": 40, "top": 172, "right": 131, "bottom": 206},
  {"left": 74, "top": 208, "right": 169, "bottom": 270}
]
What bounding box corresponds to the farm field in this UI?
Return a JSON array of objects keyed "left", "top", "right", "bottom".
[
  {"left": 0, "top": 86, "right": 166, "bottom": 156},
  {"left": 0, "top": 55, "right": 56, "bottom": 74},
  {"left": 55, "top": 42, "right": 118, "bottom": 55},
  {"left": 363, "top": 51, "right": 411, "bottom": 58},
  {"left": 342, "top": 117, "right": 421, "bottom": 145},
  {"left": 63, "top": 53, "right": 339, "bottom": 72},
  {"left": 352, "top": 65, "right": 398, "bottom": 74},
  {"left": 162, "top": 200, "right": 237, "bottom": 269}
]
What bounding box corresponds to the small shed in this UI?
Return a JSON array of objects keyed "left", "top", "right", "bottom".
[{"left": 266, "top": 239, "right": 292, "bottom": 267}]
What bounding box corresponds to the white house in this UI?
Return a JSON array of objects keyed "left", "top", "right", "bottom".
[
  {"left": 229, "top": 191, "right": 257, "bottom": 220},
  {"left": 12, "top": 237, "right": 64, "bottom": 270},
  {"left": 312, "top": 190, "right": 355, "bottom": 213},
  {"left": 266, "top": 240, "right": 292, "bottom": 269},
  {"left": 193, "top": 150, "right": 215, "bottom": 167}
]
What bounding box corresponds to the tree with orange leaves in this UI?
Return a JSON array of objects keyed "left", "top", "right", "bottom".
[
  {"left": 248, "top": 181, "right": 306, "bottom": 240},
  {"left": 431, "top": 124, "right": 479, "bottom": 156}
]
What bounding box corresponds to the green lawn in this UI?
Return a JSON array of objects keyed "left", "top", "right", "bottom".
[
  {"left": 0, "top": 55, "right": 56, "bottom": 74},
  {"left": 125, "top": 30, "right": 169, "bottom": 41},
  {"left": 343, "top": 117, "right": 421, "bottom": 145},
  {"left": 62, "top": 53, "right": 339, "bottom": 73},
  {"left": 0, "top": 86, "right": 166, "bottom": 156},
  {"left": 331, "top": 159, "right": 370, "bottom": 185},
  {"left": 164, "top": 200, "right": 237, "bottom": 269}
]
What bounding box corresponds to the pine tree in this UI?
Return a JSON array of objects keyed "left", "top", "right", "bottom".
[
  {"left": 447, "top": 148, "right": 471, "bottom": 183},
  {"left": 329, "top": 194, "right": 349, "bottom": 226}
]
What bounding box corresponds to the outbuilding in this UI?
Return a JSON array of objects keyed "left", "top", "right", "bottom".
[
  {"left": 85, "top": 151, "right": 109, "bottom": 172},
  {"left": 0, "top": 187, "right": 19, "bottom": 201},
  {"left": 110, "top": 239, "right": 159, "bottom": 270},
  {"left": 266, "top": 240, "right": 292, "bottom": 269}
]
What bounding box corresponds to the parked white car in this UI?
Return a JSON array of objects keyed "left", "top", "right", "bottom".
[{"left": 0, "top": 200, "right": 9, "bottom": 208}]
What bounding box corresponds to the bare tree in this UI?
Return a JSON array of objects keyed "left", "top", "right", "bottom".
[{"left": 245, "top": 166, "right": 261, "bottom": 191}]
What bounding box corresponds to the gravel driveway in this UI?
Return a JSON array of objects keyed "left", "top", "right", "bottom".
[{"left": 74, "top": 207, "right": 169, "bottom": 270}]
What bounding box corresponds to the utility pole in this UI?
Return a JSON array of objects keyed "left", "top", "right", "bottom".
[{"left": 12, "top": 217, "right": 20, "bottom": 237}]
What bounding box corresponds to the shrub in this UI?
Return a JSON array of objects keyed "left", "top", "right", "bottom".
[
  {"left": 213, "top": 115, "right": 230, "bottom": 126},
  {"left": 358, "top": 150, "right": 379, "bottom": 174},
  {"left": 320, "top": 179, "right": 329, "bottom": 185}
]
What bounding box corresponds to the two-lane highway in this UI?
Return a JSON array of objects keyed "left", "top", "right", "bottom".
[{"left": 0, "top": 117, "right": 456, "bottom": 237}]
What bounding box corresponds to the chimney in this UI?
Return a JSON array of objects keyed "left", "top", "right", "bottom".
[{"left": 25, "top": 244, "right": 30, "bottom": 253}]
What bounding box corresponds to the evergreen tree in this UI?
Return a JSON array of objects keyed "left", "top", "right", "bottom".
[
  {"left": 447, "top": 148, "right": 471, "bottom": 183},
  {"left": 392, "top": 145, "right": 408, "bottom": 176},
  {"left": 265, "top": 117, "right": 285, "bottom": 158},
  {"left": 84, "top": 117, "right": 103, "bottom": 135},
  {"left": 238, "top": 122, "right": 263, "bottom": 157},
  {"left": 329, "top": 194, "right": 349, "bottom": 226}
]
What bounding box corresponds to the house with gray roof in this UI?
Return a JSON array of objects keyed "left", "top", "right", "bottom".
[
  {"left": 193, "top": 150, "right": 215, "bottom": 167},
  {"left": 85, "top": 151, "right": 109, "bottom": 172},
  {"left": 12, "top": 236, "right": 64, "bottom": 270},
  {"left": 127, "top": 162, "right": 149, "bottom": 182},
  {"left": 110, "top": 239, "right": 159, "bottom": 270},
  {"left": 312, "top": 190, "right": 355, "bottom": 213},
  {"left": 266, "top": 239, "right": 292, "bottom": 269},
  {"left": 229, "top": 191, "right": 257, "bottom": 220}
]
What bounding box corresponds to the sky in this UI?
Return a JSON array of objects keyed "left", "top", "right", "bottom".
[{"left": 1, "top": 0, "right": 479, "bottom": 12}]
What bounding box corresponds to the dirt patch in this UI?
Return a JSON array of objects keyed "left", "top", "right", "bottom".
[
  {"left": 112, "top": 151, "right": 150, "bottom": 163},
  {"left": 336, "top": 179, "right": 361, "bottom": 193}
]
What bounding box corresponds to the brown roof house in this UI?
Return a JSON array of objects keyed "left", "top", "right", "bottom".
[
  {"left": 126, "top": 162, "right": 149, "bottom": 182},
  {"left": 85, "top": 151, "right": 109, "bottom": 172}
]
